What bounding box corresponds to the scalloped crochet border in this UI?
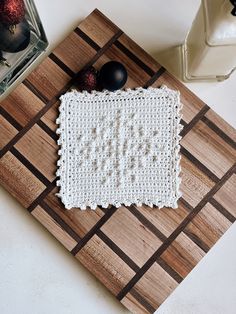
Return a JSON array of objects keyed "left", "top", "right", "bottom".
[{"left": 56, "top": 85, "right": 183, "bottom": 210}]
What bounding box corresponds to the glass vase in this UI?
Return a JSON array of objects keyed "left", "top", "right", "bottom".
[{"left": 0, "top": 0, "right": 48, "bottom": 95}]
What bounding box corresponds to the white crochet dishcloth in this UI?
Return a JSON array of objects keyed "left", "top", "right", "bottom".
[{"left": 56, "top": 86, "right": 182, "bottom": 210}]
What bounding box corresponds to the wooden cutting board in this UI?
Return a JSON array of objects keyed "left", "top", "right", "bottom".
[{"left": 1, "top": 9, "right": 236, "bottom": 314}]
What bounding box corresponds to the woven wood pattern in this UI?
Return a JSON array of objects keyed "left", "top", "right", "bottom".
[{"left": 0, "top": 9, "right": 236, "bottom": 314}]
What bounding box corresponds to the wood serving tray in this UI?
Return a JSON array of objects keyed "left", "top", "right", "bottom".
[{"left": 1, "top": 9, "right": 236, "bottom": 314}]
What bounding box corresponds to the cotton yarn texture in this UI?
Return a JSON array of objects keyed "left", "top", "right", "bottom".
[{"left": 56, "top": 86, "right": 182, "bottom": 210}]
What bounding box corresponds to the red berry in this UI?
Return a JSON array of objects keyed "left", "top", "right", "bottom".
[
  {"left": 0, "top": 0, "right": 25, "bottom": 26},
  {"left": 77, "top": 66, "right": 98, "bottom": 91}
]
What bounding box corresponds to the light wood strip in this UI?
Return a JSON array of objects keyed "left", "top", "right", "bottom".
[
  {"left": 101, "top": 206, "right": 163, "bottom": 267},
  {"left": 49, "top": 53, "right": 75, "bottom": 77},
  {"left": 45, "top": 188, "right": 105, "bottom": 239},
  {"left": 40, "top": 201, "right": 81, "bottom": 242},
  {"left": 209, "top": 198, "right": 236, "bottom": 223},
  {"left": 15, "top": 124, "right": 58, "bottom": 182},
  {"left": 37, "top": 120, "right": 58, "bottom": 142},
  {"left": 121, "top": 292, "right": 151, "bottom": 314},
  {"left": 127, "top": 263, "right": 178, "bottom": 309},
  {"left": 0, "top": 152, "right": 45, "bottom": 207},
  {"left": 117, "top": 33, "right": 161, "bottom": 74},
  {"left": 75, "top": 28, "right": 100, "bottom": 51},
  {"left": 23, "top": 79, "right": 49, "bottom": 104},
  {"left": 205, "top": 109, "right": 236, "bottom": 143},
  {"left": 184, "top": 202, "right": 232, "bottom": 252},
  {"left": 144, "top": 67, "right": 166, "bottom": 88},
  {"left": 202, "top": 116, "right": 236, "bottom": 150},
  {"left": 180, "top": 105, "right": 209, "bottom": 137},
  {"left": 27, "top": 179, "right": 56, "bottom": 213},
  {"left": 97, "top": 229, "right": 140, "bottom": 273},
  {"left": 32, "top": 205, "right": 77, "bottom": 251},
  {"left": 79, "top": 9, "right": 119, "bottom": 47},
  {"left": 156, "top": 257, "right": 183, "bottom": 284},
  {"left": 128, "top": 205, "right": 167, "bottom": 242},
  {"left": 10, "top": 147, "right": 51, "bottom": 187},
  {"left": 114, "top": 41, "right": 155, "bottom": 76},
  {"left": 181, "top": 146, "right": 220, "bottom": 183},
  {"left": 181, "top": 155, "right": 215, "bottom": 207},
  {"left": 0, "top": 107, "right": 22, "bottom": 131},
  {"left": 40, "top": 101, "right": 59, "bottom": 132},
  {"left": 71, "top": 206, "right": 119, "bottom": 256},
  {"left": 160, "top": 232, "right": 205, "bottom": 278},
  {"left": 0, "top": 95, "right": 58, "bottom": 159},
  {"left": 53, "top": 31, "right": 97, "bottom": 73},
  {"left": 181, "top": 121, "right": 236, "bottom": 178},
  {"left": 76, "top": 235, "right": 135, "bottom": 295},
  {"left": 129, "top": 290, "right": 156, "bottom": 314},
  {"left": 0, "top": 116, "right": 18, "bottom": 149},
  {"left": 0, "top": 83, "right": 45, "bottom": 127},
  {"left": 27, "top": 58, "right": 71, "bottom": 101},
  {"left": 134, "top": 201, "right": 190, "bottom": 238},
  {"left": 214, "top": 174, "right": 236, "bottom": 217}
]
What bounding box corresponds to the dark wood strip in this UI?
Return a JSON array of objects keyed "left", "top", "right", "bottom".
[
  {"left": 201, "top": 116, "right": 236, "bottom": 150},
  {"left": 75, "top": 29, "right": 124, "bottom": 74},
  {"left": 100, "top": 206, "right": 108, "bottom": 214},
  {"left": 49, "top": 53, "right": 75, "bottom": 77},
  {"left": 38, "top": 29, "right": 123, "bottom": 107},
  {"left": 180, "top": 105, "right": 210, "bottom": 137},
  {"left": 183, "top": 229, "right": 209, "bottom": 253},
  {"left": 143, "top": 67, "right": 166, "bottom": 88},
  {"left": 209, "top": 198, "right": 236, "bottom": 223},
  {"left": 23, "top": 80, "right": 48, "bottom": 104},
  {"left": 178, "top": 197, "right": 194, "bottom": 212},
  {"left": 0, "top": 30, "right": 123, "bottom": 160},
  {"left": 129, "top": 289, "right": 156, "bottom": 314},
  {"left": 181, "top": 119, "right": 187, "bottom": 127},
  {"left": 0, "top": 98, "right": 57, "bottom": 159},
  {"left": 10, "top": 147, "right": 51, "bottom": 187},
  {"left": 114, "top": 40, "right": 155, "bottom": 76},
  {"left": 0, "top": 106, "right": 22, "bottom": 131},
  {"left": 188, "top": 164, "right": 236, "bottom": 214},
  {"left": 128, "top": 205, "right": 167, "bottom": 242},
  {"left": 71, "top": 206, "right": 118, "bottom": 256},
  {"left": 201, "top": 165, "right": 236, "bottom": 201},
  {"left": 117, "top": 163, "right": 236, "bottom": 300},
  {"left": 75, "top": 28, "right": 100, "bottom": 51},
  {"left": 180, "top": 146, "right": 220, "bottom": 183},
  {"left": 42, "top": 30, "right": 123, "bottom": 106},
  {"left": 27, "top": 179, "right": 57, "bottom": 213},
  {"left": 40, "top": 201, "right": 81, "bottom": 243},
  {"left": 37, "top": 120, "right": 59, "bottom": 142},
  {"left": 97, "top": 229, "right": 140, "bottom": 273},
  {"left": 156, "top": 257, "right": 183, "bottom": 284}
]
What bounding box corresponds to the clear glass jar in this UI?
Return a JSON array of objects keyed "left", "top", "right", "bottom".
[
  {"left": 0, "top": 0, "right": 48, "bottom": 95},
  {"left": 182, "top": 0, "right": 236, "bottom": 81}
]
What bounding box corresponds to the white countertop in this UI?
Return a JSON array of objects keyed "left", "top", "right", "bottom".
[{"left": 0, "top": 1, "right": 236, "bottom": 313}]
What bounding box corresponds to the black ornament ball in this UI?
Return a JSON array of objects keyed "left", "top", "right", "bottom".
[
  {"left": 0, "top": 19, "right": 30, "bottom": 53},
  {"left": 99, "top": 61, "right": 127, "bottom": 91}
]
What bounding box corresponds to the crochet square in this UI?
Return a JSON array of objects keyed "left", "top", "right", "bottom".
[{"left": 56, "top": 86, "right": 182, "bottom": 210}]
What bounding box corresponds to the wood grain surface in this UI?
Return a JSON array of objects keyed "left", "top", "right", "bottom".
[{"left": 0, "top": 9, "right": 236, "bottom": 314}]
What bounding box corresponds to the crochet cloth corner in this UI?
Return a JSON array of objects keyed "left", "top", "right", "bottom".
[{"left": 56, "top": 86, "right": 182, "bottom": 210}]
